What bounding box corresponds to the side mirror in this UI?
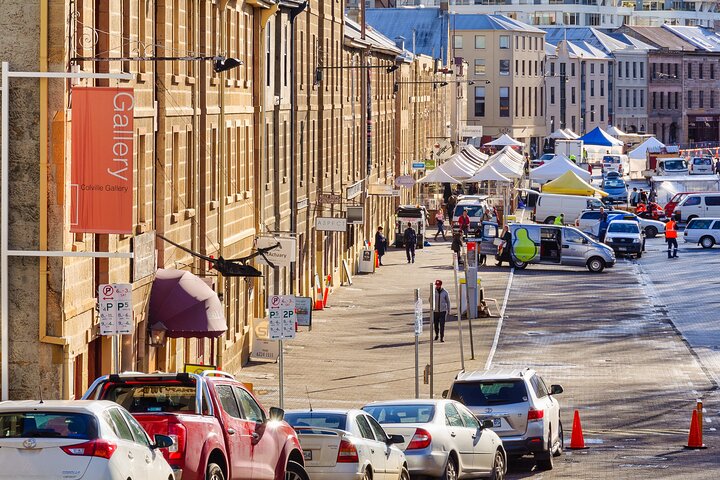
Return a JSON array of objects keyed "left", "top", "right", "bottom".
[
  {"left": 387, "top": 434, "right": 405, "bottom": 445},
  {"left": 481, "top": 419, "right": 495, "bottom": 429},
  {"left": 152, "top": 434, "right": 174, "bottom": 450},
  {"left": 269, "top": 406, "right": 285, "bottom": 422},
  {"left": 442, "top": 390, "right": 449, "bottom": 399},
  {"left": 550, "top": 384, "right": 564, "bottom": 395}
]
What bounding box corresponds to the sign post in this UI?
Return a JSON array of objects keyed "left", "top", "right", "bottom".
[
  {"left": 98, "top": 283, "right": 133, "bottom": 373},
  {"left": 414, "top": 288, "right": 422, "bottom": 399},
  {"left": 429, "top": 283, "right": 435, "bottom": 399},
  {"left": 268, "top": 295, "right": 296, "bottom": 408},
  {"left": 462, "top": 250, "right": 476, "bottom": 360},
  {"left": 452, "top": 256, "right": 466, "bottom": 371}
]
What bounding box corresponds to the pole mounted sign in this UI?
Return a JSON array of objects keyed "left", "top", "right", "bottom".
[
  {"left": 317, "top": 193, "right": 343, "bottom": 205},
  {"left": 267, "top": 295, "right": 296, "bottom": 340},
  {"left": 71, "top": 87, "right": 134, "bottom": 234},
  {"left": 98, "top": 283, "right": 133, "bottom": 336}
]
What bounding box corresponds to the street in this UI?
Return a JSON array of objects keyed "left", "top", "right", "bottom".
[{"left": 246, "top": 234, "right": 720, "bottom": 479}]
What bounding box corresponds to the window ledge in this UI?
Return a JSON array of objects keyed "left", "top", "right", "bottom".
[
  {"left": 185, "top": 208, "right": 196, "bottom": 219},
  {"left": 209, "top": 200, "right": 219, "bottom": 210}
]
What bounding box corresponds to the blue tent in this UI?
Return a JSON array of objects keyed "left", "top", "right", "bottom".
[{"left": 578, "top": 127, "right": 623, "bottom": 147}]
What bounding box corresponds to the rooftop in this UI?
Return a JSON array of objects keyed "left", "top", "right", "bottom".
[
  {"left": 663, "top": 25, "right": 720, "bottom": 53},
  {"left": 619, "top": 26, "right": 696, "bottom": 52},
  {"left": 366, "top": 7, "right": 449, "bottom": 62},
  {"left": 452, "top": 14, "right": 544, "bottom": 34}
]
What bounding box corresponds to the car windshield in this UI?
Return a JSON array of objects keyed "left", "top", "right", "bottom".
[
  {"left": 663, "top": 160, "right": 686, "bottom": 170},
  {"left": 687, "top": 219, "right": 714, "bottom": 229},
  {"left": 363, "top": 404, "right": 435, "bottom": 424},
  {"left": 454, "top": 205, "right": 483, "bottom": 218},
  {"left": 603, "top": 156, "right": 620, "bottom": 163},
  {"left": 608, "top": 222, "right": 640, "bottom": 233},
  {"left": 693, "top": 158, "right": 712, "bottom": 165},
  {"left": 540, "top": 154, "right": 553, "bottom": 160},
  {"left": 0, "top": 412, "right": 98, "bottom": 439},
  {"left": 450, "top": 380, "right": 528, "bottom": 406},
  {"left": 100, "top": 382, "right": 199, "bottom": 413},
  {"left": 604, "top": 180, "right": 625, "bottom": 188},
  {"left": 671, "top": 194, "right": 688, "bottom": 204},
  {"left": 285, "top": 412, "right": 347, "bottom": 430}
]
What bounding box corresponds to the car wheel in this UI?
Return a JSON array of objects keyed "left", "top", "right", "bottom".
[
  {"left": 636, "top": 251, "right": 642, "bottom": 259},
  {"left": 587, "top": 257, "right": 605, "bottom": 273},
  {"left": 554, "top": 420, "right": 564, "bottom": 457},
  {"left": 206, "top": 463, "right": 225, "bottom": 480},
  {"left": 544, "top": 216, "right": 556, "bottom": 224},
  {"left": 398, "top": 466, "right": 410, "bottom": 480},
  {"left": 645, "top": 226, "right": 658, "bottom": 238},
  {"left": 490, "top": 450, "right": 506, "bottom": 480},
  {"left": 512, "top": 259, "right": 528, "bottom": 269},
  {"left": 285, "top": 461, "right": 310, "bottom": 480},
  {"left": 535, "top": 432, "right": 554, "bottom": 471},
  {"left": 700, "top": 236, "right": 715, "bottom": 249},
  {"left": 442, "top": 454, "right": 459, "bottom": 480}
]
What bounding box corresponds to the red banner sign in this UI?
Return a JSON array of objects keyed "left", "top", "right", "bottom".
[{"left": 71, "top": 87, "right": 134, "bottom": 233}]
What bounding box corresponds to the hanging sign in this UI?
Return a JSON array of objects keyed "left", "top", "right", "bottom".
[{"left": 71, "top": 87, "right": 134, "bottom": 234}]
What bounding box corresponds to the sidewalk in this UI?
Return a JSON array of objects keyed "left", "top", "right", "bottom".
[{"left": 239, "top": 238, "right": 511, "bottom": 409}]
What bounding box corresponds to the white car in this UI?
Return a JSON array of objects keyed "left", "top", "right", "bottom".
[
  {"left": 604, "top": 219, "right": 644, "bottom": 258},
  {"left": 576, "top": 209, "right": 665, "bottom": 238},
  {"left": 683, "top": 217, "right": 720, "bottom": 248},
  {"left": 0, "top": 400, "right": 174, "bottom": 480},
  {"left": 688, "top": 157, "right": 714, "bottom": 175},
  {"left": 286, "top": 409, "right": 409, "bottom": 480}
]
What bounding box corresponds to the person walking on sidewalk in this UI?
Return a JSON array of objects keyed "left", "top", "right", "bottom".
[
  {"left": 629, "top": 187, "right": 639, "bottom": 207},
  {"left": 433, "top": 280, "right": 451, "bottom": 342},
  {"left": 374, "top": 226, "right": 387, "bottom": 266},
  {"left": 435, "top": 210, "right": 447, "bottom": 241},
  {"left": 451, "top": 232, "right": 464, "bottom": 267},
  {"left": 495, "top": 225, "right": 513, "bottom": 267},
  {"left": 665, "top": 217, "right": 678, "bottom": 259},
  {"left": 404, "top": 222, "right": 417, "bottom": 263},
  {"left": 458, "top": 210, "right": 471, "bottom": 238}
]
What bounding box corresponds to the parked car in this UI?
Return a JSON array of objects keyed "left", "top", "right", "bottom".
[
  {"left": 600, "top": 176, "right": 628, "bottom": 203},
  {"left": 532, "top": 192, "right": 605, "bottom": 225},
  {"left": 531, "top": 153, "right": 554, "bottom": 168},
  {"left": 479, "top": 222, "right": 615, "bottom": 273},
  {"left": 683, "top": 217, "right": 720, "bottom": 248},
  {"left": 656, "top": 157, "right": 689, "bottom": 176},
  {"left": 84, "top": 371, "right": 309, "bottom": 480},
  {"left": 604, "top": 219, "right": 644, "bottom": 258},
  {"left": 0, "top": 400, "right": 175, "bottom": 480},
  {"left": 673, "top": 192, "right": 720, "bottom": 223},
  {"left": 576, "top": 209, "right": 664, "bottom": 238},
  {"left": 453, "top": 197, "right": 489, "bottom": 234},
  {"left": 443, "top": 368, "right": 563, "bottom": 470},
  {"left": 689, "top": 157, "right": 715, "bottom": 175},
  {"left": 285, "top": 409, "right": 408, "bottom": 480},
  {"left": 665, "top": 192, "right": 699, "bottom": 217},
  {"left": 362, "top": 399, "right": 506, "bottom": 480},
  {"left": 601, "top": 154, "right": 629, "bottom": 175}
]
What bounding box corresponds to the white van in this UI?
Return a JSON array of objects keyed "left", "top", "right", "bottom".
[
  {"left": 673, "top": 192, "right": 720, "bottom": 222},
  {"left": 601, "top": 154, "right": 629, "bottom": 176},
  {"left": 532, "top": 193, "right": 605, "bottom": 224}
]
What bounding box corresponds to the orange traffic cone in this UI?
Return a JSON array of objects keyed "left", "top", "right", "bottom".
[
  {"left": 685, "top": 409, "right": 707, "bottom": 449},
  {"left": 568, "top": 410, "right": 589, "bottom": 450},
  {"left": 313, "top": 282, "right": 324, "bottom": 311}
]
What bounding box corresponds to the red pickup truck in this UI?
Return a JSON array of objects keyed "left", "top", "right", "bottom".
[{"left": 83, "top": 371, "right": 308, "bottom": 480}]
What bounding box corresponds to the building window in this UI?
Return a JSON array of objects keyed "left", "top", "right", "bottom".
[
  {"left": 500, "top": 35, "right": 510, "bottom": 49},
  {"left": 586, "top": 13, "right": 600, "bottom": 25},
  {"left": 640, "top": 62, "right": 644, "bottom": 78},
  {"left": 522, "top": 36, "right": 526, "bottom": 50},
  {"left": 550, "top": 62, "right": 555, "bottom": 76},
  {"left": 651, "top": 63, "right": 655, "bottom": 78},
  {"left": 699, "top": 90, "right": 704, "bottom": 108},
  {"left": 633, "top": 62, "right": 637, "bottom": 78},
  {"left": 572, "top": 87, "right": 576, "bottom": 104},
  {"left": 522, "top": 60, "right": 526, "bottom": 76},
  {"left": 515, "top": 36, "right": 519, "bottom": 49},
  {"left": 474, "top": 86, "right": 486, "bottom": 117},
  {"left": 600, "top": 105, "right": 605, "bottom": 122},
  {"left": 626, "top": 89, "right": 630, "bottom": 108},
  {"left": 500, "top": 59, "right": 510, "bottom": 76},
  {"left": 687, "top": 90, "right": 692, "bottom": 108},
  {"left": 711, "top": 64, "right": 715, "bottom": 79},
  {"left": 474, "top": 59, "right": 486, "bottom": 75},
  {"left": 475, "top": 35, "right": 486, "bottom": 49},
  {"left": 711, "top": 90, "right": 715, "bottom": 108},
  {"left": 600, "top": 63, "right": 604, "bottom": 74},
  {"left": 515, "top": 59, "right": 519, "bottom": 75},
  {"left": 564, "top": 12, "right": 579, "bottom": 25},
  {"left": 551, "top": 86, "right": 555, "bottom": 104},
  {"left": 618, "top": 61, "right": 623, "bottom": 78},
  {"left": 660, "top": 91, "right": 664, "bottom": 109},
  {"left": 571, "top": 63, "right": 576, "bottom": 77},
  {"left": 674, "top": 64, "right": 679, "bottom": 78},
  {"left": 640, "top": 89, "right": 644, "bottom": 108},
  {"left": 590, "top": 80, "right": 595, "bottom": 96},
  {"left": 688, "top": 63, "right": 692, "bottom": 79},
  {"left": 619, "top": 89, "right": 623, "bottom": 107},
  {"left": 633, "top": 89, "right": 637, "bottom": 107},
  {"left": 591, "top": 64, "right": 595, "bottom": 74},
  {"left": 674, "top": 91, "right": 679, "bottom": 108},
  {"left": 699, "top": 63, "right": 704, "bottom": 79},
  {"left": 572, "top": 115, "right": 576, "bottom": 132},
  {"left": 515, "top": 86, "right": 519, "bottom": 117},
  {"left": 266, "top": 27, "right": 271, "bottom": 87},
  {"left": 499, "top": 87, "right": 510, "bottom": 117},
  {"left": 600, "top": 80, "right": 604, "bottom": 96},
  {"left": 625, "top": 62, "right": 630, "bottom": 78},
  {"left": 454, "top": 35, "right": 463, "bottom": 49},
  {"left": 590, "top": 109, "right": 595, "bottom": 122}
]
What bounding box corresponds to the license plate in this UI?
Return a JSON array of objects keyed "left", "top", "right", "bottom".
[
  {"left": 493, "top": 418, "right": 502, "bottom": 428},
  {"left": 303, "top": 450, "right": 312, "bottom": 461},
  {"left": 618, "top": 247, "right": 626, "bottom": 251}
]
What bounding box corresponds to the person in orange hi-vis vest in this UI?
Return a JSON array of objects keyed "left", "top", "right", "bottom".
[{"left": 665, "top": 217, "right": 678, "bottom": 259}]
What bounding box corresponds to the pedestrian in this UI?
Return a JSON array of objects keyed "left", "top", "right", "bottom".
[
  {"left": 569, "top": 154, "right": 577, "bottom": 164},
  {"left": 554, "top": 213, "right": 564, "bottom": 225},
  {"left": 639, "top": 189, "right": 648, "bottom": 204},
  {"left": 433, "top": 280, "right": 451, "bottom": 342},
  {"left": 598, "top": 207, "right": 609, "bottom": 242},
  {"left": 451, "top": 232, "right": 464, "bottom": 266},
  {"left": 665, "top": 216, "right": 678, "bottom": 259},
  {"left": 374, "top": 226, "right": 387, "bottom": 266},
  {"left": 434, "top": 209, "right": 447, "bottom": 241},
  {"left": 630, "top": 187, "right": 639, "bottom": 207},
  {"left": 403, "top": 222, "right": 417, "bottom": 264},
  {"left": 447, "top": 195, "right": 458, "bottom": 222},
  {"left": 458, "top": 210, "right": 471, "bottom": 238},
  {"left": 495, "top": 225, "right": 513, "bottom": 267},
  {"left": 715, "top": 157, "right": 720, "bottom": 174}
]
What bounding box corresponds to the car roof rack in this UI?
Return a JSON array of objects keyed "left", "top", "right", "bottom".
[{"left": 199, "top": 370, "right": 235, "bottom": 380}]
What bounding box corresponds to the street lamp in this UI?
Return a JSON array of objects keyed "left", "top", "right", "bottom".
[
  {"left": 148, "top": 322, "right": 167, "bottom": 347},
  {"left": 70, "top": 54, "right": 243, "bottom": 74},
  {"left": 314, "top": 64, "right": 398, "bottom": 85}
]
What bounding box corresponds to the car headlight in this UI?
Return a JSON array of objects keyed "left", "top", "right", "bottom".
[{"left": 632, "top": 238, "right": 640, "bottom": 243}]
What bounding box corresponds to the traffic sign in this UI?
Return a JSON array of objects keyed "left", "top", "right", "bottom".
[
  {"left": 395, "top": 175, "right": 417, "bottom": 188},
  {"left": 268, "top": 295, "right": 296, "bottom": 340},
  {"left": 412, "top": 162, "right": 426, "bottom": 170},
  {"left": 414, "top": 297, "right": 423, "bottom": 335},
  {"left": 98, "top": 283, "right": 133, "bottom": 335}
]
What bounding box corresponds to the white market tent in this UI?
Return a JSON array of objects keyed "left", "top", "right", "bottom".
[
  {"left": 549, "top": 129, "right": 573, "bottom": 140},
  {"left": 530, "top": 154, "right": 592, "bottom": 183},
  {"left": 606, "top": 125, "right": 626, "bottom": 137},
  {"left": 628, "top": 137, "right": 666, "bottom": 159},
  {"left": 484, "top": 133, "right": 525, "bottom": 147},
  {"left": 489, "top": 145, "right": 524, "bottom": 164},
  {"left": 440, "top": 154, "right": 477, "bottom": 178},
  {"left": 417, "top": 165, "right": 461, "bottom": 184},
  {"left": 483, "top": 151, "right": 525, "bottom": 179},
  {"left": 460, "top": 145, "right": 488, "bottom": 166},
  {"left": 466, "top": 165, "right": 512, "bottom": 183},
  {"left": 563, "top": 129, "right": 580, "bottom": 139}
]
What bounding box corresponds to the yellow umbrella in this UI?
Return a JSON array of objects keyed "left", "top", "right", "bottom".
[{"left": 541, "top": 170, "right": 608, "bottom": 197}]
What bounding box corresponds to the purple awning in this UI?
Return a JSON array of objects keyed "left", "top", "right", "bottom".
[{"left": 149, "top": 269, "right": 227, "bottom": 339}]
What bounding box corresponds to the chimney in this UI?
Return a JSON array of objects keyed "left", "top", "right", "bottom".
[{"left": 395, "top": 36, "right": 406, "bottom": 50}]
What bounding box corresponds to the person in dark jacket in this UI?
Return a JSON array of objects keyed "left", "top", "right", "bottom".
[
  {"left": 374, "top": 226, "right": 387, "bottom": 266},
  {"left": 433, "top": 280, "right": 451, "bottom": 342},
  {"left": 404, "top": 223, "right": 417, "bottom": 263},
  {"left": 495, "top": 225, "right": 513, "bottom": 267},
  {"left": 451, "top": 232, "right": 464, "bottom": 267}
]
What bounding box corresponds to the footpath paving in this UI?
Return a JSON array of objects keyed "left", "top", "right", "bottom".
[{"left": 239, "top": 238, "right": 511, "bottom": 409}]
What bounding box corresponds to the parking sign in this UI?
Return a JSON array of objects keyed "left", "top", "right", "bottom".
[
  {"left": 98, "top": 284, "right": 133, "bottom": 335},
  {"left": 267, "top": 295, "right": 296, "bottom": 340}
]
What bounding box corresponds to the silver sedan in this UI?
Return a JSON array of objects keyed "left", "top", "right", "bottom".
[{"left": 362, "top": 399, "right": 506, "bottom": 480}]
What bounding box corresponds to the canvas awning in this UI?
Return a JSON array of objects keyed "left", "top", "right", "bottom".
[
  {"left": 606, "top": 125, "right": 626, "bottom": 137},
  {"left": 578, "top": 127, "right": 624, "bottom": 147},
  {"left": 530, "top": 154, "right": 592, "bottom": 182},
  {"left": 484, "top": 133, "right": 525, "bottom": 147},
  {"left": 628, "top": 137, "right": 666, "bottom": 159},
  {"left": 466, "top": 165, "right": 512, "bottom": 183},
  {"left": 149, "top": 269, "right": 227, "bottom": 338},
  {"left": 541, "top": 171, "right": 608, "bottom": 197},
  {"left": 417, "top": 165, "right": 461, "bottom": 184},
  {"left": 563, "top": 129, "right": 580, "bottom": 139},
  {"left": 439, "top": 154, "right": 478, "bottom": 178},
  {"left": 484, "top": 151, "right": 525, "bottom": 179},
  {"left": 548, "top": 129, "right": 573, "bottom": 140},
  {"left": 460, "top": 145, "right": 488, "bottom": 166}
]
